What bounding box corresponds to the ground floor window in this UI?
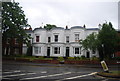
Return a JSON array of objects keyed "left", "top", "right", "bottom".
[
  {"left": 34, "top": 47, "right": 41, "bottom": 54},
  {"left": 14, "top": 48, "right": 19, "bottom": 54},
  {"left": 54, "top": 47, "right": 60, "bottom": 54},
  {"left": 74, "top": 47, "right": 81, "bottom": 54}
]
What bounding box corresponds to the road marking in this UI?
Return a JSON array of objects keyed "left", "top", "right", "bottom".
[
  {"left": 55, "top": 72, "right": 97, "bottom": 81},
  {"left": 3, "top": 72, "right": 36, "bottom": 77},
  {"left": 3, "top": 70, "right": 21, "bottom": 74},
  {"left": 41, "top": 71, "right": 47, "bottom": 73},
  {"left": 20, "top": 72, "right": 72, "bottom": 80}
]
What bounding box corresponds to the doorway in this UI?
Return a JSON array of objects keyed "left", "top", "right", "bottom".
[
  {"left": 86, "top": 51, "right": 90, "bottom": 58},
  {"left": 47, "top": 47, "right": 50, "bottom": 57},
  {"left": 66, "top": 47, "right": 69, "bottom": 57}
]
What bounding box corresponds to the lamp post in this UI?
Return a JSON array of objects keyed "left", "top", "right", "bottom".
[{"left": 102, "top": 44, "right": 104, "bottom": 55}]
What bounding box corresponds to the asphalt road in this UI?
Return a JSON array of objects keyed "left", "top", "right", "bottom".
[{"left": 1, "top": 61, "right": 120, "bottom": 81}]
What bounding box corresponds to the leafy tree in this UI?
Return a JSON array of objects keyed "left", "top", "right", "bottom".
[
  {"left": 44, "top": 24, "right": 56, "bottom": 30},
  {"left": 2, "top": 2, "right": 30, "bottom": 55},
  {"left": 98, "top": 22, "right": 120, "bottom": 60},
  {"left": 80, "top": 32, "right": 99, "bottom": 53}
]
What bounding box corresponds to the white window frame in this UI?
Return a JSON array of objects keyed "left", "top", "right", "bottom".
[
  {"left": 74, "top": 47, "right": 81, "bottom": 54},
  {"left": 36, "top": 35, "right": 40, "bottom": 42},
  {"left": 75, "top": 34, "right": 79, "bottom": 42},
  {"left": 66, "top": 36, "right": 69, "bottom": 43},
  {"left": 48, "top": 37, "right": 51, "bottom": 43},
  {"left": 54, "top": 47, "right": 60, "bottom": 54},
  {"left": 34, "top": 46, "right": 41, "bottom": 54}
]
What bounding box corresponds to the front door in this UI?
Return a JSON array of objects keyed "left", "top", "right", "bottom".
[
  {"left": 86, "top": 51, "right": 90, "bottom": 58},
  {"left": 47, "top": 47, "right": 50, "bottom": 57},
  {"left": 66, "top": 47, "right": 69, "bottom": 57}
]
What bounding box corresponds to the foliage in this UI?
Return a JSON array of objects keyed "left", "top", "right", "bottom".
[
  {"left": 44, "top": 24, "right": 56, "bottom": 30},
  {"left": 67, "top": 57, "right": 75, "bottom": 60},
  {"left": 98, "top": 22, "right": 120, "bottom": 60},
  {"left": 57, "top": 57, "right": 64, "bottom": 61},
  {"left": 81, "top": 22, "right": 120, "bottom": 60},
  {"left": 80, "top": 32, "right": 99, "bottom": 52},
  {"left": 90, "top": 56, "right": 100, "bottom": 61},
  {"left": 2, "top": 2, "right": 30, "bottom": 55}
]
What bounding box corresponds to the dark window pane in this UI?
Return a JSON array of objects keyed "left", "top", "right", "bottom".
[
  {"left": 36, "top": 36, "right": 39, "bottom": 42},
  {"left": 54, "top": 35, "right": 58, "bottom": 42},
  {"left": 75, "top": 48, "right": 79, "bottom": 54}
]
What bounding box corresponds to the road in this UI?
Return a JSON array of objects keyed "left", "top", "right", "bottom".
[{"left": 1, "top": 61, "right": 120, "bottom": 81}]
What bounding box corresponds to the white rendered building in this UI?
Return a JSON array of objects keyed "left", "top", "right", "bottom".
[{"left": 23, "top": 26, "right": 99, "bottom": 58}]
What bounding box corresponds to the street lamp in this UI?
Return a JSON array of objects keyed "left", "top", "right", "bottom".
[{"left": 102, "top": 44, "right": 104, "bottom": 55}]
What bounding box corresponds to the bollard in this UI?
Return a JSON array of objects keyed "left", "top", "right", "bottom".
[{"left": 101, "top": 61, "right": 109, "bottom": 73}]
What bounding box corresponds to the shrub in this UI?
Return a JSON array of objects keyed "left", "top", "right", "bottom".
[
  {"left": 44, "top": 58, "right": 53, "bottom": 60},
  {"left": 57, "top": 57, "right": 64, "bottom": 61},
  {"left": 67, "top": 57, "right": 75, "bottom": 60},
  {"left": 74, "top": 56, "right": 81, "bottom": 60},
  {"left": 91, "top": 56, "right": 99, "bottom": 61},
  {"left": 80, "top": 55, "right": 86, "bottom": 60}
]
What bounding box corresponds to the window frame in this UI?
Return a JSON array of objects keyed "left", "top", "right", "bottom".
[
  {"left": 36, "top": 36, "right": 39, "bottom": 42},
  {"left": 66, "top": 36, "right": 69, "bottom": 43},
  {"left": 54, "top": 35, "right": 58, "bottom": 42},
  {"left": 34, "top": 47, "right": 41, "bottom": 54},
  {"left": 75, "top": 34, "right": 79, "bottom": 42},
  {"left": 54, "top": 47, "right": 60, "bottom": 54},
  {"left": 48, "top": 37, "right": 51, "bottom": 43}
]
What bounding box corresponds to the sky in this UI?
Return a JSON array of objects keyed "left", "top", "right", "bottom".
[{"left": 15, "top": 0, "right": 119, "bottom": 29}]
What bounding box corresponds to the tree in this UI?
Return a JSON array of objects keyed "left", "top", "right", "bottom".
[
  {"left": 80, "top": 32, "right": 99, "bottom": 53},
  {"left": 44, "top": 24, "right": 56, "bottom": 30},
  {"left": 98, "top": 22, "right": 120, "bottom": 60},
  {"left": 2, "top": 2, "right": 30, "bottom": 55}
]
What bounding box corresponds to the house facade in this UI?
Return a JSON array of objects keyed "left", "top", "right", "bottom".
[{"left": 23, "top": 26, "right": 99, "bottom": 58}]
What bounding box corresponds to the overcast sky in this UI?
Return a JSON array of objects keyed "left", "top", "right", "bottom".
[{"left": 15, "top": 0, "right": 119, "bottom": 29}]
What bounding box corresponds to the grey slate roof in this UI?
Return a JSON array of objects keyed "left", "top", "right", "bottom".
[
  {"left": 86, "top": 28, "right": 99, "bottom": 30},
  {"left": 70, "top": 26, "right": 84, "bottom": 29},
  {"left": 51, "top": 27, "right": 64, "bottom": 30}
]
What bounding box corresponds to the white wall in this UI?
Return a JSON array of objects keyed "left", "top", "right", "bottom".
[{"left": 24, "top": 27, "right": 99, "bottom": 58}]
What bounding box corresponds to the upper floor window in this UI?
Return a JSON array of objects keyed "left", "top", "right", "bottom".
[
  {"left": 28, "top": 34, "right": 31, "bottom": 37},
  {"left": 48, "top": 37, "right": 51, "bottom": 43},
  {"left": 36, "top": 36, "right": 39, "bottom": 42},
  {"left": 75, "top": 34, "right": 79, "bottom": 42},
  {"left": 54, "top": 47, "right": 60, "bottom": 54},
  {"left": 15, "top": 38, "right": 19, "bottom": 44},
  {"left": 54, "top": 35, "right": 58, "bottom": 42},
  {"left": 66, "top": 36, "right": 69, "bottom": 43},
  {"left": 7, "top": 38, "right": 10, "bottom": 44}
]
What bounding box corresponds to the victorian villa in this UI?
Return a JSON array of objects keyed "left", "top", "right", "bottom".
[{"left": 23, "top": 26, "right": 99, "bottom": 58}]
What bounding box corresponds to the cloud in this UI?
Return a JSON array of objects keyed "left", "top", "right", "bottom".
[{"left": 16, "top": 0, "right": 118, "bottom": 29}]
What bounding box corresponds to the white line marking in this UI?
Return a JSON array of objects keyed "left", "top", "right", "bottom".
[
  {"left": 20, "top": 72, "right": 72, "bottom": 80},
  {"left": 3, "top": 72, "right": 36, "bottom": 77},
  {"left": 41, "top": 71, "right": 47, "bottom": 73},
  {"left": 56, "top": 72, "right": 97, "bottom": 81},
  {"left": 3, "top": 70, "right": 21, "bottom": 74}
]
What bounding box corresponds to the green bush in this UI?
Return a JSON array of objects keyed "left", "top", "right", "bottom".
[
  {"left": 74, "top": 56, "right": 81, "bottom": 60},
  {"left": 80, "top": 55, "right": 86, "bottom": 60},
  {"left": 112, "top": 57, "right": 120, "bottom": 60},
  {"left": 44, "top": 58, "right": 53, "bottom": 60},
  {"left": 67, "top": 57, "right": 75, "bottom": 60},
  {"left": 57, "top": 57, "right": 64, "bottom": 61},
  {"left": 91, "top": 56, "right": 99, "bottom": 61}
]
